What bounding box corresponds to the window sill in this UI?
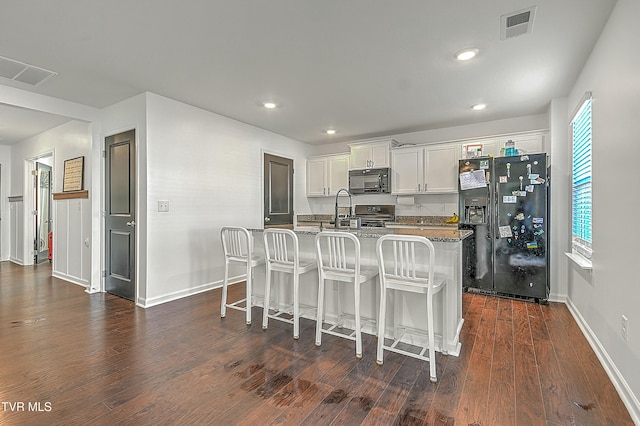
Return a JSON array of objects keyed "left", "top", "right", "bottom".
[{"left": 565, "top": 252, "right": 592, "bottom": 270}]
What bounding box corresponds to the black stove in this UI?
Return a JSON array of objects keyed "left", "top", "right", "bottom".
[{"left": 354, "top": 205, "right": 396, "bottom": 228}]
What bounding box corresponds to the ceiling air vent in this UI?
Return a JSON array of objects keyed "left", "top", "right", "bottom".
[
  {"left": 0, "top": 55, "right": 57, "bottom": 86},
  {"left": 501, "top": 6, "right": 537, "bottom": 40}
]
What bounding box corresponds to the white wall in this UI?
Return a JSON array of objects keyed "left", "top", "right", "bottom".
[
  {"left": 0, "top": 145, "right": 11, "bottom": 261},
  {"left": 547, "top": 98, "right": 570, "bottom": 301},
  {"left": 9, "top": 120, "right": 92, "bottom": 285},
  {"left": 142, "top": 93, "right": 313, "bottom": 306},
  {"left": 310, "top": 113, "right": 549, "bottom": 156},
  {"left": 563, "top": 0, "right": 640, "bottom": 420}
]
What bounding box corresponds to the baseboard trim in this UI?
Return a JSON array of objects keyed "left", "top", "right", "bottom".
[
  {"left": 52, "top": 271, "right": 89, "bottom": 289},
  {"left": 138, "top": 274, "right": 243, "bottom": 308},
  {"left": 565, "top": 298, "right": 640, "bottom": 424}
]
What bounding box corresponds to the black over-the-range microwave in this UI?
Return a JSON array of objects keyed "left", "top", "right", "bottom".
[{"left": 348, "top": 167, "right": 391, "bottom": 194}]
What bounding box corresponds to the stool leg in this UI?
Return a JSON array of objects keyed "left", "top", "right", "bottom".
[
  {"left": 376, "top": 286, "right": 386, "bottom": 365},
  {"left": 245, "top": 263, "right": 252, "bottom": 325},
  {"left": 441, "top": 283, "right": 448, "bottom": 355},
  {"left": 428, "top": 293, "right": 436, "bottom": 382},
  {"left": 221, "top": 260, "right": 229, "bottom": 318},
  {"left": 336, "top": 283, "right": 343, "bottom": 328},
  {"left": 355, "top": 280, "right": 362, "bottom": 359},
  {"left": 293, "top": 272, "right": 300, "bottom": 339},
  {"left": 262, "top": 264, "right": 272, "bottom": 330},
  {"left": 315, "top": 275, "right": 325, "bottom": 346}
]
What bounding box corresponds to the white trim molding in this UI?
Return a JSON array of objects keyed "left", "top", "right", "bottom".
[{"left": 565, "top": 298, "right": 640, "bottom": 424}]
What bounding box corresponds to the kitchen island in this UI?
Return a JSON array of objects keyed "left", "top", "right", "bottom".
[{"left": 247, "top": 226, "right": 472, "bottom": 356}]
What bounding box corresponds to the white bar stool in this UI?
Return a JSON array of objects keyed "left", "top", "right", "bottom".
[
  {"left": 315, "top": 231, "right": 378, "bottom": 359},
  {"left": 220, "top": 226, "right": 264, "bottom": 325},
  {"left": 375, "top": 234, "right": 447, "bottom": 383},
  {"left": 262, "top": 229, "right": 317, "bottom": 339}
]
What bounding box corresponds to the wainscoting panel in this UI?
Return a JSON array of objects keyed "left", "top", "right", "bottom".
[
  {"left": 53, "top": 198, "right": 90, "bottom": 287},
  {"left": 9, "top": 198, "right": 24, "bottom": 264}
]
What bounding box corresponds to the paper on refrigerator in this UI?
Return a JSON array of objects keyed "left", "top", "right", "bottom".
[{"left": 459, "top": 170, "right": 487, "bottom": 190}]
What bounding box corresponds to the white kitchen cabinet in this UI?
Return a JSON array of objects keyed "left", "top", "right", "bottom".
[
  {"left": 306, "top": 154, "right": 350, "bottom": 197},
  {"left": 390, "top": 147, "right": 423, "bottom": 194},
  {"left": 349, "top": 140, "right": 396, "bottom": 170},
  {"left": 391, "top": 144, "right": 459, "bottom": 194},
  {"left": 460, "top": 134, "right": 545, "bottom": 159}
]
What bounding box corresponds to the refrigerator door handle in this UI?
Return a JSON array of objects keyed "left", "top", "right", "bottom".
[{"left": 495, "top": 182, "right": 500, "bottom": 239}]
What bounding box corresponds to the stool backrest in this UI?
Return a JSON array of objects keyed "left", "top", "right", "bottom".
[
  {"left": 221, "top": 226, "right": 252, "bottom": 261},
  {"left": 315, "top": 231, "right": 361, "bottom": 278},
  {"left": 376, "top": 234, "right": 435, "bottom": 292},
  {"left": 264, "top": 228, "right": 299, "bottom": 267}
]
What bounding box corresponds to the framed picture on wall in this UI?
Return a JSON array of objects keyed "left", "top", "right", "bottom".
[{"left": 62, "top": 156, "right": 84, "bottom": 192}]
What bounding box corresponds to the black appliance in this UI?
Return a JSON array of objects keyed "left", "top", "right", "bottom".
[
  {"left": 458, "top": 154, "right": 549, "bottom": 302},
  {"left": 349, "top": 168, "right": 390, "bottom": 194},
  {"left": 353, "top": 204, "right": 395, "bottom": 227}
]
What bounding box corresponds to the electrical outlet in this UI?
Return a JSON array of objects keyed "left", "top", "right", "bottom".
[
  {"left": 158, "top": 200, "right": 170, "bottom": 212},
  {"left": 622, "top": 315, "right": 629, "bottom": 342}
]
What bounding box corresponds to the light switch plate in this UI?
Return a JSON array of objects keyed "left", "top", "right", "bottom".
[{"left": 158, "top": 200, "right": 170, "bottom": 212}]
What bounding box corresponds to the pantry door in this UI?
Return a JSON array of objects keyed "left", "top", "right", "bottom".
[
  {"left": 263, "top": 153, "right": 294, "bottom": 228},
  {"left": 105, "top": 130, "right": 136, "bottom": 301}
]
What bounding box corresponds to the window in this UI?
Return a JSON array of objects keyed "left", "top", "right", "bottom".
[{"left": 571, "top": 94, "right": 592, "bottom": 260}]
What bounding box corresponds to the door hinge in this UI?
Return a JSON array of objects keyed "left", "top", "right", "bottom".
[
  {"left": 102, "top": 211, "right": 106, "bottom": 218},
  {"left": 32, "top": 210, "right": 37, "bottom": 216},
  {"left": 31, "top": 170, "right": 38, "bottom": 176},
  {"left": 102, "top": 270, "right": 107, "bottom": 278},
  {"left": 102, "top": 150, "right": 106, "bottom": 158}
]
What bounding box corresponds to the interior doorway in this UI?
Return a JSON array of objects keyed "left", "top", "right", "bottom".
[
  {"left": 25, "top": 153, "right": 54, "bottom": 266},
  {"left": 105, "top": 130, "right": 136, "bottom": 301},
  {"left": 263, "top": 153, "right": 294, "bottom": 228},
  {"left": 34, "top": 161, "right": 53, "bottom": 264}
]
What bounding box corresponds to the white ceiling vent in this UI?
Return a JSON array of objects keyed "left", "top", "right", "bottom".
[
  {"left": 501, "top": 6, "right": 537, "bottom": 40},
  {"left": 0, "top": 55, "right": 57, "bottom": 86}
]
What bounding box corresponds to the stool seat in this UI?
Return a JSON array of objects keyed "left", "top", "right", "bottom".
[
  {"left": 220, "top": 226, "right": 264, "bottom": 325},
  {"left": 376, "top": 234, "right": 447, "bottom": 382},
  {"left": 315, "top": 231, "right": 378, "bottom": 359},
  {"left": 262, "top": 229, "right": 317, "bottom": 339}
]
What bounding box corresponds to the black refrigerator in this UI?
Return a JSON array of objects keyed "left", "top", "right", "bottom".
[{"left": 458, "top": 153, "right": 549, "bottom": 302}]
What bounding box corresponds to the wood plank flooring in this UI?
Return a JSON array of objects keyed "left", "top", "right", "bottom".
[{"left": 0, "top": 262, "right": 633, "bottom": 425}]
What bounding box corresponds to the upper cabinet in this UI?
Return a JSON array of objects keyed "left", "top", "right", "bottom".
[
  {"left": 391, "top": 144, "right": 459, "bottom": 194},
  {"left": 306, "top": 153, "right": 350, "bottom": 197},
  {"left": 460, "top": 134, "right": 545, "bottom": 159},
  {"left": 349, "top": 139, "right": 397, "bottom": 170}
]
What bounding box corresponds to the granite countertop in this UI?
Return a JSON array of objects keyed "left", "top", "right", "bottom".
[{"left": 250, "top": 226, "right": 472, "bottom": 242}]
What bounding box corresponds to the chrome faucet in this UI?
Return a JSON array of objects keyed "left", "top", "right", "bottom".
[{"left": 334, "top": 188, "right": 352, "bottom": 228}]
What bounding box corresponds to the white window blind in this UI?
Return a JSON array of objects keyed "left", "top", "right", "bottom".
[{"left": 571, "top": 96, "right": 592, "bottom": 259}]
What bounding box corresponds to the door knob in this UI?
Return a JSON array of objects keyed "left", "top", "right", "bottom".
[
  {"left": 264, "top": 217, "right": 271, "bottom": 223},
  {"left": 126, "top": 221, "right": 136, "bottom": 227}
]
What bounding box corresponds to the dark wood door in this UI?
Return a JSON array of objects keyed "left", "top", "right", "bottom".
[
  {"left": 263, "top": 153, "right": 294, "bottom": 227},
  {"left": 105, "top": 130, "right": 136, "bottom": 301}
]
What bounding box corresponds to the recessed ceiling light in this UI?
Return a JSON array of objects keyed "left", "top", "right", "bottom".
[
  {"left": 455, "top": 48, "right": 479, "bottom": 61},
  {"left": 325, "top": 129, "right": 337, "bottom": 135},
  {"left": 472, "top": 103, "right": 487, "bottom": 110},
  {"left": 263, "top": 102, "right": 277, "bottom": 109}
]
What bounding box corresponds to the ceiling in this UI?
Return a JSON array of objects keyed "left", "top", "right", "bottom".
[{"left": 0, "top": 0, "right": 616, "bottom": 146}]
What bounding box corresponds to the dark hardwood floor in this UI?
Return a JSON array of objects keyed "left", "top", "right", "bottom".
[{"left": 0, "top": 261, "right": 633, "bottom": 425}]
